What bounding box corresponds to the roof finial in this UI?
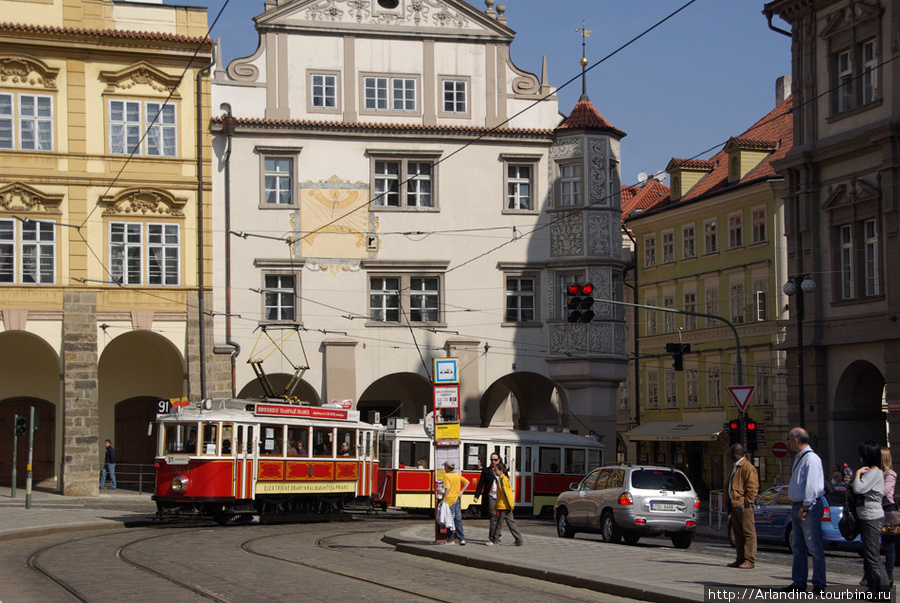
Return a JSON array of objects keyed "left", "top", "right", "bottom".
[{"left": 576, "top": 20, "right": 591, "bottom": 99}]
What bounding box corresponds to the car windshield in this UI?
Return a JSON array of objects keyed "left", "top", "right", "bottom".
[{"left": 631, "top": 469, "right": 692, "bottom": 492}]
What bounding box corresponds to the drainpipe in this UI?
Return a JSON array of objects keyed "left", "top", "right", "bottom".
[
  {"left": 196, "top": 58, "right": 214, "bottom": 400},
  {"left": 624, "top": 226, "right": 640, "bottom": 426},
  {"left": 221, "top": 107, "right": 240, "bottom": 397},
  {"left": 765, "top": 11, "right": 792, "bottom": 38}
]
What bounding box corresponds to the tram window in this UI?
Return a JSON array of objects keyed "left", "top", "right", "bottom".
[
  {"left": 236, "top": 425, "right": 244, "bottom": 454},
  {"left": 399, "top": 440, "right": 430, "bottom": 468},
  {"left": 222, "top": 424, "right": 233, "bottom": 455},
  {"left": 588, "top": 449, "right": 601, "bottom": 471},
  {"left": 539, "top": 447, "right": 561, "bottom": 473},
  {"left": 313, "top": 427, "right": 334, "bottom": 457},
  {"left": 260, "top": 424, "right": 284, "bottom": 456},
  {"left": 287, "top": 426, "right": 309, "bottom": 456},
  {"left": 463, "top": 443, "right": 486, "bottom": 471},
  {"left": 524, "top": 448, "right": 532, "bottom": 473},
  {"left": 337, "top": 429, "right": 355, "bottom": 457},
  {"left": 201, "top": 424, "right": 218, "bottom": 456},
  {"left": 564, "top": 448, "right": 585, "bottom": 474},
  {"left": 378, "top": 432, "right": 393, "bottom": 467},
  {"left": 163, "top": 423, "right": 197, "bottom": 454}
]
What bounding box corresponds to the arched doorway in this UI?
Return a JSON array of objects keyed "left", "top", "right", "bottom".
[
  {"left": 358, "top": 373, "right": 433, "bottom": 424},
  {"left": 115, "top": 397, "right": 163, "bottom": 466},
  {"left": 237, "top": 374, "right": 320, "bottom": 404},
  {"left": 479, "top": 372, "right": 563, "bottom": 429},
  {"left": 831, "top": 360, "right": 886, "bottom": 467},
  {"left": 0, "top": 398, "right": 56, "bottom": 486}
]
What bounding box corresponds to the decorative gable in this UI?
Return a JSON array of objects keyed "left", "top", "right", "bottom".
[
  {"left": 100, "top": 188, "right": 187, "bottom": 217},
  {"left": 0, "top": 182, "right": 63, "bottom": 214},
  {"left": 0, "top": 55, "right": 59, "bottom": 89},
  {"left": 99, "top": 63, "right": 182, "bottom": 97},
  {"left": 819, "top": 1, "right": 882, "bottom": 39}
]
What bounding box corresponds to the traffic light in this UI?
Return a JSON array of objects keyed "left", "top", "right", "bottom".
[
  {"left": 566, "top": 283, "right": 595, "bottom": 323},
  {"left": 728, "top": 418, "right": 740, "bottom": 446},
  {"left": 665, "top": 342, "right": 691, "bottom": 371},
  {"left": 15, "top": 415, "right": 26, "bottom": 436},
  {"left": 745, "top": 417, "right": 758, "bottom": 453}
]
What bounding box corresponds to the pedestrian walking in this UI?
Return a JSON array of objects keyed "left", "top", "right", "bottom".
[
  {"left": 100, "top": 439, "right": 116, "bottom": 490},
  {"left": 473, "top": 454, "right": 498, "bottom": 519},
  {"left": 880, "top": 446, "right": 899, "bottom": 586},
  {"left": 487, "top": 461, "right": 523, "bottom": 546},
  {"left": 441, "top": 460, "right": 469, "bottom": 545},
  {"left": 846, "top": 441, "right": 890, "bottom": 592},
  {"left": 782, "top": 427, "right": 826, "bottom": 593},
  {"left": 726, "top": 443, "right": 758, "bottom": 569}
]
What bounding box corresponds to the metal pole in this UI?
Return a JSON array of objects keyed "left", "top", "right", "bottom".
[
  {"left": 11, "top": 415, "right": 18, "bottom": 498},
  {"left": 25, "top": 406, "right": 34, "bottom": 509},
  {"left": 797, "top": 288, "right": 805, "bottom": 428}
]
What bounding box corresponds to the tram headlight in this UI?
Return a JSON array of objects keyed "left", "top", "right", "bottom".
[{"left": 171, "top": 475, "right": 189, "bottom": 494}]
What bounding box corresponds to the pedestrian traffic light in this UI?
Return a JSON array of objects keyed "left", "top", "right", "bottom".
[
  {"left": 745, "top": 417, "right": 758, "bottom": 453},
  {"left": 728, "top": 419, "right": 740, "bottom": 446},
  {"left": 566, "top": 283, "right": 595, "bottom": 323},
  {"left": 665, "top": 342, "right": 691, "bottom": 371},
  {"left": 15, "top": 415, "right": 26, "bottom": 436}
]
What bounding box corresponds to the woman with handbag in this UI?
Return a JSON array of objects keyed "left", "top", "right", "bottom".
[
  {"left": 880, "top": 446, "right": 900, "bottom": 585},
  {"left": 847, "top": 441, "right": 890, "bottom": 592}
]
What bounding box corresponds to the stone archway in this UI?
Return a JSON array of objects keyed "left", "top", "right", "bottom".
[
  {"left": 237, "top": 374, "right": 320, "bottom": 404},
  {"left": 478, "top": 372, "right": 564, "bottom": 430},
  {"left": 0, "top": 398, "right": 56, "bottom": 485},
  {"left": 831, "top": 360, "right": 886, "bottom": 467},
  {"left": 357, "top": 372, "right": 433, "bottom": 424}
]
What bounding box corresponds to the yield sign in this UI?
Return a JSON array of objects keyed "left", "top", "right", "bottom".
[{"left": 727, "top": 385, "right": 755, "bottom": 412}]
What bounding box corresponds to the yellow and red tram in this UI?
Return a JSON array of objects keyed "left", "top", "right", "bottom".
[
  {"left": 374, "top": 423, "right": 604, "bottom": 516},
  {"left": 153, "top": 399, "right": 380, "bottom": 523}
]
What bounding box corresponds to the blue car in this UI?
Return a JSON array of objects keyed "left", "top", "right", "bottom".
[{"left": 728, "top": 485, "right": 862, "bottom": 551}]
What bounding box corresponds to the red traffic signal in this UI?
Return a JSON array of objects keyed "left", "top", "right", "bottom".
[
  {"left": 729, "top": 420, "right": 739, "bottom": 431},
  {"left": 567, "top": 283, "right": 581, "bottom": 296},
  {"left": 566, "top": 283, "right": 596, "bottom": 323},
  {"left": 746, "top": 420, "right": 757, "bottom": 431}
]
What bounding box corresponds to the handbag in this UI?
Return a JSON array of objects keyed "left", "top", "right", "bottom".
[
  {"left": 839, "top": 489, "right": 860, "bottom": 541},
  {"left": 882, "top": 495, "right": 900, "bottom": 534}
]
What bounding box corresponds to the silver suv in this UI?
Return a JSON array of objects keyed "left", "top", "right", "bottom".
[{"left": 554, "top": 464, "right": 700, "bottom": 548}]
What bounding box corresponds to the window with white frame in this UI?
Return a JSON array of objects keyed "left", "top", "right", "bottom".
[
  {"left": 558, "top": 163, "right": 582, "bottom": 206},
  {"left": 663, "top": 295, "right": 675, "bottom": 333},
  {"left": 704, "top": 219, "right": 717, "bottom": 254},
  {"left": 707, "top": 367, "right": 721, "bottom": 407},
  {"left": 686, "top": 369, "right": 699, "bottom": 408},
  {"left": 362, "top": 75, "right": 417, "bottom": 113},
  {"left": 664, "top": 370, "right": 677, "bottom": 408},
  {"left": 505, "top": 275, "right": 536, "bottom": 323},
  {"left": 109, "top": 99, "right": 176, "bottom": 157},
  {"left": 645, "top": 296, "right": 657, "bottom": 336},
  {"left": 310, "top": 73, "right": 338, "bottom": 110},
  {"left": 862, "top": 40, "right": 878, "bottom": 105},
  {"left": 263, "top": 157, "right": 293, "bottom": 205},
  {"left": 644, "top": 235, "right": 656, "bottom": 268},
  {"left": 507, "top": 164, "right": 533, "bottom": 211},
  {"left": 368, "top": 273, "right": 442, "bottom": 324},
  {"left": 662, "top": 231, "right": 674, "bottom": 263},
  {"left": 0, "top": 92, "right": 53, "bottom": 151},
  {"left": 728, "top": 212, "right": 743, "bottom": 249},
  {"left": 838, "top": 50, "right": 853, "bottom": 112},
  {"left": 441, "top": 79, "right": 468, "bottom": 115},
  {"left": 682, "top": 224, "right": 695, "bottom": 259},
  {"left": 263, "top": 274, "right": 296, "bottom": 322},
  {"left": 683, "top": 292, "right": 696, "bottom": 331},
  {"left": 840, "top": 224, "right": 853, "bottom": 300},
  {"left": 828, "top": 17, "right": 880, "bottom": 116},
  {"left": 646, "top": 371, "right": 659, "bottom": 410},
  {"left": 371, "top": 156, "right": 436, "bottom": 209},
  {"left": 730, "top": 283, "right": 745, "bottom": 324},
  {"left": 751, "top": 207, "right": 766, "bottom": 244},
  {"left": 705, "top": 287, "right": 719, "bottom": 328},
  {"left": 753, "top": 279, "right": 768, "bottom": 321},
  {"left": 0, "top": 218, "right": 55, "bottom": 284},
  {"left": 864, "top": 219, "right": 879, "bottom": 297},
  {"left": 755, "top": 363, "right": 771, "bottom": 406},
  {"left": 110, "top": 222, "right": 179, "bottom": 286}
]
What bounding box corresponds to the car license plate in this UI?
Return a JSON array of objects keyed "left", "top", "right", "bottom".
[{"left": 650, "top": 502, "right": 678, "bottom": 511}]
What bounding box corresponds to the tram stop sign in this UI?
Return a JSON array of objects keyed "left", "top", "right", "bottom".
[{"left": 772, "top": 441, "right": 789, "bottom": 458}]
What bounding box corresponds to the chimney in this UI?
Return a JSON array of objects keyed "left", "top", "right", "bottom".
[{"left": 776, "top": 76, "right": 792, "bottom": 105}]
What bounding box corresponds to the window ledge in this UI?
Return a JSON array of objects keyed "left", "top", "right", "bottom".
[
  {"left": 371, "top": 206, "right": 439, "bottom": 213},
  {"left": 501, "top": 321, "right": 542, "bottom": 328},
  {"left": 826, "top": 98, "right": 883, "bottom": 124}
]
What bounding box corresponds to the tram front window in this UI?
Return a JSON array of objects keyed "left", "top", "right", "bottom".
[
  {"left": 163, "top": 423, "right": 198, "bottom": 455},
  {"left": 201, "top": 424, "right": 218, "bottom": 456}
]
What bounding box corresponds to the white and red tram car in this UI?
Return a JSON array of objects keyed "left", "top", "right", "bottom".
[
  {"left": 374, "top": 423, "right": 604, "bottom": 516},
  {"left": 153, "top": 399, "right": 381, "bottom": 523}
]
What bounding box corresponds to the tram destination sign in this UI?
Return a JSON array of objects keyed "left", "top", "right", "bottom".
[{"left": 255, "top": 403, "right": 360, "bottom": 422}]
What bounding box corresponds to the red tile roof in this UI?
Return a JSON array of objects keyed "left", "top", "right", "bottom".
[
  {"left": 556, "top": 95, "right": 626, "bottom": 137},
  {"left": 621, "top": 179, "right": 669, "bottom": 220},
  {"left": 215, "top": 117, "right": 554, "bottom": 138},
  {"left": 0, "top": 22, "right": 212, "bottom": 45},
  {"left": 667, "top": 158, "right": 715, "bottom": 171}
]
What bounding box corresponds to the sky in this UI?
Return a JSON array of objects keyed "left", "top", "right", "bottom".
[{"left": 169, "top": 0, "right": 792, "bottom": 187}]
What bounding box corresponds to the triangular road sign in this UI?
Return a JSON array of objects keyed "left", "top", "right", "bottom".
[{"left": 727, "top": 385, "right": 755, "bottom": 412}]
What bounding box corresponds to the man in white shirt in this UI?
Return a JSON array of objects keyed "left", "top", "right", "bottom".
[{"left": 784, "top": 427, "right": 826, "bottom": 593}]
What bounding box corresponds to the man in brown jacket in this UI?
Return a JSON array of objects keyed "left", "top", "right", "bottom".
[{"left": 727, "top": 442, "right": 759, "bottom": 568}]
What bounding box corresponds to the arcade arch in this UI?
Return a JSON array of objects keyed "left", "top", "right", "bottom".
[
  {"left": 479, "top": 372, "right": 564, "bottom": 429},
  {"left": 358, "top": 372, "right": 432, "bottom": 424},
  {"left": 830, "top": 360, "right": 886, "bottom": 468},
  {"left": 237, "top": 374, "right": 321, "bottom": 404}
]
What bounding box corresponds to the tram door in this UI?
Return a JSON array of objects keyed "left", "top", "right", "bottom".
[
  {"left": 234, "top": 425, "right": 254, "bottom": 500},
  {"left": 514, "top": 445, "right": 533, "bottom": 505}
]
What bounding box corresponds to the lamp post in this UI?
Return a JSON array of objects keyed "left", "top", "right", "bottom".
[{"left": 782, "top": 275, "right": 816, "bottom": 427}]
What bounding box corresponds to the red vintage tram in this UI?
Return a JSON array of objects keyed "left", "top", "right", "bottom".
[
  {"left": 153, "top": 399, "right": 381, "bottom": 524},
  {"left": 374, "top": 423, "right": 604, "bottom": 516}
]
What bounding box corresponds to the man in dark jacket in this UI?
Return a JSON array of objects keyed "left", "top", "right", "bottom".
[
  {"left": 473, "top": 454, "right": 498, "bottom": 519},
  {"left": 100, "top": 439, "right": 117, "bottom": 490},
  {"left": 728, "top": 443, "right": 758, "bottom": 568}
]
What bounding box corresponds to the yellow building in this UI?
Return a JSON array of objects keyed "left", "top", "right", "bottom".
[
  {"left": 623, "top": 83, "right": 793, "bottom": 496},
  {"left": 0, "top": 0, "right": 217, "bottom": 495}
]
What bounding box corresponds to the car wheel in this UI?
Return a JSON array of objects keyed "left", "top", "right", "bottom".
[
  {"left": 557, "top": 509, "right": 575, "bottom": 538},
  {"left": 671, "top": 532, "right": 694, "bottom": 549},
  {"left": 623, "top": 532, "right": 640, "bottom": 545},
  {"left": 601, "top": 511, "right": 622, "bottom": 544}
]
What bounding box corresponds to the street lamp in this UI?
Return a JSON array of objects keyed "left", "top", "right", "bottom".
[{"left": 783, "top": 275, "right": 816, "bottom": 427}]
